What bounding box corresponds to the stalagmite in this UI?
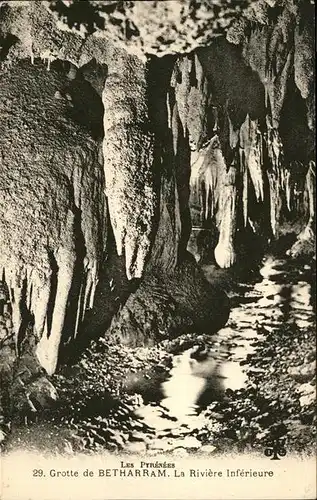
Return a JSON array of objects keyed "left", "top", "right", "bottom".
[{"left": 102, "top": 52, "right": 156, "bottom": 280}]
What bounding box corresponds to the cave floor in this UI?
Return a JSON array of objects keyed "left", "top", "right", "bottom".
[{"left": 2, "top": 253, "right": 316, "bottom": 459}]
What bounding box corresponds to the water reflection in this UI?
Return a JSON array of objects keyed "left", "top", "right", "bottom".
[
  {"left": 161, "top": 350, "right": 209, "bottom": 417},
  {"left": 131, "top": 256, "right": 315, "bottom": 444}
]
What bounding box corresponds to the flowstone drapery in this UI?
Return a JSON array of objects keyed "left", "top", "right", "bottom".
[
  {"left": 0, "top": 0, "right": 315, "bottom": 380},
  {"left": 102, "top": 53, "right": 157, "bottom": 281},
  {"left": 0, "top": 60, "right": 107, "bottom": 375}
]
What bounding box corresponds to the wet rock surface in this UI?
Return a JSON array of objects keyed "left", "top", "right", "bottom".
[
  {"left": 108, "top": 257, "right": 230, "bottom": 347},
  {"left": 1, "top": 253, "right": 315, "bottom": 457}
]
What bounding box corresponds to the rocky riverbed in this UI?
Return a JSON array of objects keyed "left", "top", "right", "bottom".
[{"left": 1, "top": 249, "right": 315, "bottom": 459}]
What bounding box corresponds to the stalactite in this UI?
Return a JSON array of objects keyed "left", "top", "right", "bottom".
[
  {"left": 40, "top": 49, "right": 57, "bottom": 71},
  {"left": 143, "top": 55, "right": 185, "bottom": 275},
  {"left": 287, "top": 160, "right": 316, "bottom": 258},
  {"left": 189, "top": 136, "right": 226, "bottom": 225},
  {"left": 189, "top": 106, "right": 270, "bottom": 265},
  {"left": 102, "top": 53, "right": 156, "bottom": 281},
  {"left": 0, "top": 0, "right": 314, "bottom": 374},
  {"left": 201, "top": 102, "right": 239, "bottom": 262},
  {"left": 281, "top": 167, "right": 292, "bottom": 212},
  {"left": 242, "top": 153, "right": 249, "bottom": 227},
  {"left": 242, "top": 5, "right": 294, "bottom": 129},
  {"left": 168, "top": 85, "right": 192, "bottom": 256},
  {"left": 186, "top": 53, "right": 210, "bottom": 150},
  {"left": 239, "top": 114, "right": 264, "bottom": 204},
  {"left": 299, "top": 160, "right": 316, "bottom": 240},
  {"left": 36, "top": 219, "right": 76, "bottom": 375},
  {"left": 294, "top": 4, "right": 315, "bottom": 131},
  {"left": 171, "top": 52, "right": 210, "bottom": 151},
  {"left": 267, "top": 170, "right": 280, "bottom": 237},
  {"left": 227, "top": 109, "right": 239, "bottom": 150},
  {"left": 149, "top": 176, "right": 182, "bottom": 274},
  {"left": 170, "top": 56, "right": 192, "bottom": 138},
  {"left": 187, "top": 16, "right": 313, "bottom": 264},
  {"left": 265, "top": 114, "right": 284, "bottom": 236},
  {"left": 171, "top": 99, "right": 180, "bottom": 157},
  {"left": 306, "top": 161, "right": 316, "bottom": 224},
  {"left": 214, "top": 166, "right": 238, "bottom": 268},
  {"left": 0, "top": 60, "right": 107, "bottom": 374}
]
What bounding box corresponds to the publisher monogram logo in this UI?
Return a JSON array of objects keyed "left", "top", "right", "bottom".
[{"left": 264, "top": 438, "right": 287, "bottom": 460}]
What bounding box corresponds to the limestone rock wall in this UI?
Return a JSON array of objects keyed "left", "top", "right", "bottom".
[
  {"left": 0, "top": 1, "right": 200, "bottom": 373},
  {"left": 0, "top": 0, "right": 315, "bottom": 376},
  {"left": 0, "top": 60, "right": 107, "bottom": 375},
  {"left": 44, "top": 0, "right": 254, "bottom": 57}
]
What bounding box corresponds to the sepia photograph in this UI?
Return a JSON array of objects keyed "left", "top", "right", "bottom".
[{"left": 0, "top": 1, "right": 316, "bottom": 499}]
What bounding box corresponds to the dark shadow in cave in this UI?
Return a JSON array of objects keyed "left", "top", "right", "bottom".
[
  {"left": 59, "top": 225, "right": 139, "bottom": 367},
  {"left": 0, "top": 33, "right": 19, "bottom": 61},
  {"left": 60, "top": 204, "right": 87, "bottom": 347},
  {"left": 196, "top": 37, "right": 266, "bottom": 132},
  {"left": 279, "top": 70, "right": 315, "bottom": 168},
  {"left": 49, "top": 58, "right": 106, "bottom": 141}
]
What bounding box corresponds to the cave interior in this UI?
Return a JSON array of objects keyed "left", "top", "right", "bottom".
[{"left": 0, "top": 0, "right": 315, "bottom": 390}]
